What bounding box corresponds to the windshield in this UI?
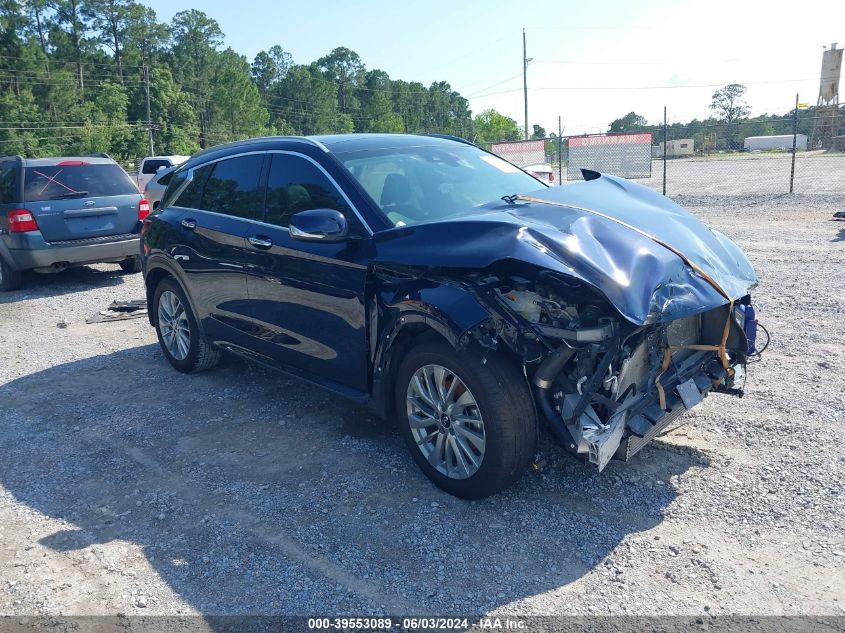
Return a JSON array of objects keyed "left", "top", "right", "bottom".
[
  {"left": 336, "top": 144, "right": 544, "bottom": 227},
  {"left": 24, "top": 163, "right": 138, "bottom": 202}
]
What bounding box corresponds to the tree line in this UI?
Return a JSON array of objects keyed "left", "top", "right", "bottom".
[
  {"left": 0, "top": 2, "right": 540, "bottom": 163},
  {"left": 608, "top": 84, "right": 843, "bottom": 152}
]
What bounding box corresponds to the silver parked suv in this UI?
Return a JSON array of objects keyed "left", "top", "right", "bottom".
[{"left": 0, "top": 154, "right": 147, "bottom": 290}]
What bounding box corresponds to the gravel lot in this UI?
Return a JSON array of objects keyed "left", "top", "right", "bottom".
[
  {"left": 1, "top": 192, "right": 844, "bottom": 626},
  {"left": 634, "top": 153, "right": 845, "bottom": 196}
]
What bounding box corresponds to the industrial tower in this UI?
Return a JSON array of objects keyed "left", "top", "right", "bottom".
[{"left": 810, "top": 43, "right": 842, "bottom": 149}]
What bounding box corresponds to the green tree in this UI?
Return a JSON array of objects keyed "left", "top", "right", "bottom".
[
  {"left": 530, "top": 124, "right": 546, "bottom": 139},
  {"left": 273, "top": 64, "right": 340, "bottom": 135},
  {"left": 316, "top": 46, "right": 363, "bottom": 114},
  {"left": 87, "top": 0, "right": 134, "bottom": 81},
  {"left": 251, "top": 44, "right": 292, "bottom": 95},
  {"left": 359, "top": 69, "right": 402, "bottom": 133},
  {"left": 710, "top": 84, "right": 750, "bottom": 150},
  {"left": 123, "top": 3, "right": 168, "bottom": 66},
  {"left": 50, "top": 0, "right": 94, "bottom": 96},
  {"left": 211, "top": 48, "right": 268, "bottom": 140},
  {"left": 170, "top": 9, "right": 223, "bottom": 147},
  {"left": 473, "top": 109, "right": 520, "bottom": 144},
  {"left": 609, "top": 111, "right": 648, "bottom": 133},
  {"left": 710, "top": 84, "right": 750, "bottom": 125},
  {"left": 148, "top": 66, "right": 197, "bottom": 154}
]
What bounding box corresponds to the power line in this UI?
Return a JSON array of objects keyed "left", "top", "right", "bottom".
[{"left": 472, "top": 77, "right": 819, "bottom": 99}]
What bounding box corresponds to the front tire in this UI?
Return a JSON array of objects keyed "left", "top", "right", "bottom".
[
  {"left": 0, "top": 257, "right": 22, "bottom": 291},
  {"left": 395, "top": 342, "right": 537, "bottom": 499},
  {"left": 153, "top": 277, "right": 220, "bottom": 373}
]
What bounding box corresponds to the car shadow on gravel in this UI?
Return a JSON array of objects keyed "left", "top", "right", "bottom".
[
  {"left": 0, "top": 264, "right": 129, "bottom": 303},
  {"left": 1, "top": 344, "right": 709, "bottom": 620}
]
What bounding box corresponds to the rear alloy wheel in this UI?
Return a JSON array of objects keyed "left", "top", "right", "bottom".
[
  {"left": 119, "top": 256, "right": 142, "bottom": 274},
  {"left": 395, "top": 342, "right": 537, "bottom": 499},
  {"left": 0, "top": 257, "right": 22, "bottom": 291},
  {"left": 153, "top": 277, "right": 220, "bottom": 373}
]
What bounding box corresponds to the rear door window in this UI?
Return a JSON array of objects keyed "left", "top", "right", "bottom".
[
  {"left": 264, "top": 154, "right": 350, "bottom": 228},
  {"left": 201, "top": 155, "right": 265, "bottom": 220},
  {"left": 23, "top": 163, "right": 138, "bottom": 202}
]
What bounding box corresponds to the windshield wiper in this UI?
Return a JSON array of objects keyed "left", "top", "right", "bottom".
[{"left": 53, "top": 190, "right": 89, "bottom": 199}]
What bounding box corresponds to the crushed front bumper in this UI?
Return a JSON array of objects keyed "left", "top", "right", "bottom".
[
  {"left": 614, "top": 349, "right": 727, "bottom": 462},
  {"left": 541, "top": 302, "right": 751, "bottom": 471}
]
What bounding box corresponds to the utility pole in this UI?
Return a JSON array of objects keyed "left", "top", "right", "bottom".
[
  {"left": 144, "top": 64, "right": 154, "bottom": 156},
  {"left": 558, "top": 115, "right": 563, "bottom": 184},
  {"left": 523, "top": 29, "right": 529, "bottom": 140},
  {"left": 789, "top": 92, "right": 798, "bottom": 194}
]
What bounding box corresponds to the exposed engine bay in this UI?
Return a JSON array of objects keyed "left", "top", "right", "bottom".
[
  {"left": 370, "top": 172, "right": 764, "bottom": 475},
  {"left": 465, "top": 272, "right": 757, "bottom": 470}
]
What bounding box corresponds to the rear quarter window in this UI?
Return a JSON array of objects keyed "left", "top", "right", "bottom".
[
  {"left": 0, "top": 163, "right": 18, "bottom": 204},
  {"left": 24, "top": 163, "right": 138, "bottom": 202},
  {"left": 168, "top": 164, "right": 213, "bottom": 209}
]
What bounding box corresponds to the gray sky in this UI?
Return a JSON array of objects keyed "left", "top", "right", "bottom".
[{"left": 143, "top": 0, "right": 844, "bottom": 134}]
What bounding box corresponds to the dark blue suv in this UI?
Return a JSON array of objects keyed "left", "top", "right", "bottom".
[
  {"left": 142, "top": 134, "right": 757, "bottom": 498},
  {"left": 0, "top": 155, "right": 147, "bottom": 290}
]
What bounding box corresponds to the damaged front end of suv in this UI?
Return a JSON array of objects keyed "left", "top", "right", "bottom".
[{"left": 372, "top": 172, "right": 760, "bottom": 471}]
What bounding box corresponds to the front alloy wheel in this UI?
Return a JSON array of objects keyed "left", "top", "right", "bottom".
[
  {"left": 407, "top": 364, "right": 486, "bottom": 480},
  {"left": 395, "top": 342, "right": 537, "bottom": 499}
]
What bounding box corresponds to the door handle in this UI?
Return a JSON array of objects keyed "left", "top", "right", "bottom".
[
  {"left": 180, "top": 218, "right": 197, "bottom": 230},
  {"left": 248, "top": 235, "right": 273, "bottom": 249}
]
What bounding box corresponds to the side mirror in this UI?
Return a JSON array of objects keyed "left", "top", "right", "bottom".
[{"left": 289, "top": 208, "right": 348, "bottom": 242}]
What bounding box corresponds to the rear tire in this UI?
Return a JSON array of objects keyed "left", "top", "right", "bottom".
[
  {"left": 119, "top": 256, "right": 142, "bottom": 274},
  {"left": 0, "top": 257, "right": 22, "bottom": 291},
  {"left": 395, "top": 341, "right": 537, "bottom": 499},
  {"left": 153, "top": 277, "right": 220, "bottom": 373}
]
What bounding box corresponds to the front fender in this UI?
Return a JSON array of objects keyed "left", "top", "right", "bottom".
[
  {"left": 369, "top": 276, "right": 493, "bottom": 418},
  {"left": 374, "top": 280, "right": 492, "bottom": 367}
]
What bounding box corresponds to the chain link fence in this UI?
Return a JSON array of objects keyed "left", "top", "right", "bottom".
[{"left": 488, "top": 110, "right": 845, "bottom": 198}]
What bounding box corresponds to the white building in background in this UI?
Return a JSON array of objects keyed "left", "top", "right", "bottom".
[
  {"left": 744, "top": 134, "right": 808, "bottom": 151},
  {"left": 653, "top": 139, "right": 695, "bottom": 157}
]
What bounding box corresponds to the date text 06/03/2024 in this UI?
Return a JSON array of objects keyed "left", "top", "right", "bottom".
[{"left": 306, "top": 617, "right": 526, "bottom": 630}]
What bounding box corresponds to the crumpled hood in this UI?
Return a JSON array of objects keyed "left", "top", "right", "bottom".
[{"left": 373, "top": 174, "right": 757, "bottom": 325}]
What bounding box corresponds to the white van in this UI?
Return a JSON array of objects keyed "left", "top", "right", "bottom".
[{"left": 136, "top": 155, "right": 189, "bottom": 191}]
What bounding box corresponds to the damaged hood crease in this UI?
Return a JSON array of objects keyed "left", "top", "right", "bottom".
[{"left": 373, "top": 174, "right": 757, "bottom": 325}]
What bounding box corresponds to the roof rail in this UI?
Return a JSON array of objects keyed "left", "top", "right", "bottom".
[
  {"left": 190, "top": 135, "right": 331, "bottom": 161},
  {"left": 295, "top": 136, "right": 330, "bottom": 152},
  {"left": 424, "top": 133, "right": 477, "bottom": 147},
  {"left": 86, "top": 152, "right": 112, "bottom": 159}
]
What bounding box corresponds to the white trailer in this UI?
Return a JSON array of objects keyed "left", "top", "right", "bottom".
[{"left": 744, "top": 135, "right": 807, "bottom": 151}]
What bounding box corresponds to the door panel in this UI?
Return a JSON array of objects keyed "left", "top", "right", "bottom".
[
  {"left": 245, "top": 233, "right": 370, "bottom": 391},
  {"left": 244, "top": 152, "right": 370, "bottom": 391},
  {"left": 171, "top": 154, "right": 266, "bottom": 345}
]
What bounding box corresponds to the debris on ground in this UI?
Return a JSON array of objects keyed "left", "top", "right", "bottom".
[{"left": 86, "top": 299, "right": 148, "bottom": 324}]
